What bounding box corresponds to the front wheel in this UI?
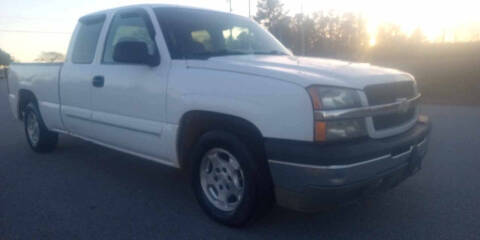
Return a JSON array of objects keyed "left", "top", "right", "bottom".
[
  {"left": 24, "top": 103, "right": 58, "bottom": 153},
  {"left": 191, "top": 131, "right": 274, "bottom": 226}
]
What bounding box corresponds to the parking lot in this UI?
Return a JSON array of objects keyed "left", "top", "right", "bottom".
[{"left": 0, "top": 79, "right": 479, "bottom": 239}]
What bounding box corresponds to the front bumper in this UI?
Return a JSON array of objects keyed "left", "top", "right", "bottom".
[{"left": 266, "top": 117, "right": 431, "bottom": 212}]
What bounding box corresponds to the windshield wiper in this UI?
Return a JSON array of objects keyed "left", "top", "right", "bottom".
[
  {"left": 252, "top": 50, "right": 289, "bottom": 56},
  {"left": 187, "top": 49, "right": 249, "bottom": 59}
]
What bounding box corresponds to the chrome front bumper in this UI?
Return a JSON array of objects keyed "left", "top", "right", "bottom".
[{"left": 270, "top": 137, "right": 428, "bottom": 187}]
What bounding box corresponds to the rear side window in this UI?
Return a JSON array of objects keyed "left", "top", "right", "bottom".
[{"left": 71, "top": 15, "right": 106, "bottom": 64}]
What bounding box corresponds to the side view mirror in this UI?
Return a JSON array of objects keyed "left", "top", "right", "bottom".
[{"left": 113, "top": 41, "right": 159, "bottom": 67}]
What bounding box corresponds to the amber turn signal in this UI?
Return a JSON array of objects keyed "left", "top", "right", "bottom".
[
  {"left": 314, "top": 121, "right": 327, "bottom": 141},
  {"left": 307, "top": 87, "right": 322, "bottom": 110}
]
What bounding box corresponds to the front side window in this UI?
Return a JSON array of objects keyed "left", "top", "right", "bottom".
[
  {"left": 223, "top": 27, "right": 251, "bottom": 51},
  {"left": 72, "top": 15, "right": 105, "bottom": 64},
  {"left": 154, "top": 8, "right": 290, "bottom": 59},
  {"left": 103, "top": 10, "right": 157, "bottom": 63}
]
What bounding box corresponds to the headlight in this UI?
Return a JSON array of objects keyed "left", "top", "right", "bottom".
[
  {"left": 307, "top": 86, "right": 362, "bottom": 110},
  {"left": 307, "top": 86, "right": 367, "bottom": 142}
]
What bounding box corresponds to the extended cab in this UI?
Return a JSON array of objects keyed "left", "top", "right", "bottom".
[{"left": 7, "top": 4, "right": 430, "bottom": 226}]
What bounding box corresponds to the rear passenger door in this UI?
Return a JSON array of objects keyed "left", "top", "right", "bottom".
[
  {"left": 60, "top": 14, "right": 106, "bottom": 137},
  {"left": 89, "top": 8, "right": 169, "bottom": 160}
]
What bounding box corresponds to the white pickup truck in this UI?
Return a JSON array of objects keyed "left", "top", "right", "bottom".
[{"left": 7, "top": 4, "right": 430, "bottom": 226}]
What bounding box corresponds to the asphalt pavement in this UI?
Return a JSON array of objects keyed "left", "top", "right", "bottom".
[{"left": 1, "top": 79, "right": 479, "bottom": 239}]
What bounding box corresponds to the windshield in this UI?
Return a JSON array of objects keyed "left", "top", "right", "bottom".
[{"left": 154, "top": 7, "right": 291, "bottom": 59}]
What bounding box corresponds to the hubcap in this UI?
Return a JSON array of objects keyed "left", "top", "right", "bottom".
[
  {"left": 27, "top": 112, "right": 40, "bottom": 146},
  {"left": 200, "top": 148, "right": 245, "bottom": 212}
]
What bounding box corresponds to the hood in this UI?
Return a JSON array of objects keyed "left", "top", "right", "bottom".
[{"left": 186, "top": 55, "right": 414, "bottom": 90}]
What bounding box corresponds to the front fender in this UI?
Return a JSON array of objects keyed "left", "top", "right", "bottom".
[{"left": 167, "top": 65, "right": 314, "bottom": 141}]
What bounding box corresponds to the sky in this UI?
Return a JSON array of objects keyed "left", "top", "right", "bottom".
[{"left": 1, "top": 0, "right": 480, "bottom": 62}]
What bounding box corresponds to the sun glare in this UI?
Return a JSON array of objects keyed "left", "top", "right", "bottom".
[
  {"left": 293, "top": 0, "right": 480, "bottom": 42},
  {"left": 2, "top": 0, "right": 480, "bottom": 62}
]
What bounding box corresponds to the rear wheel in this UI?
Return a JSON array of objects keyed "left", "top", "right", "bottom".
[
  {"left": 191, "top": 131, "right": 274, "bottom": 226},
  {"left": 24, "top": 103, "right": 58, "bottom": 153}
]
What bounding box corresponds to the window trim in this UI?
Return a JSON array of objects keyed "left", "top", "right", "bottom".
[
  {"left": 71, "top": 14, "right": 106, "bottom": 64},
  {"left": 79, "top": 14, "right": 106, "bottom": 25},
  {"left": 101, "top": 8, "right": 160, "bottom": 66}
]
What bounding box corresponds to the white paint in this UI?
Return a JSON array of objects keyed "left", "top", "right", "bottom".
[{"left": 7, "top": 4, "right": 417, "bottom": 168}]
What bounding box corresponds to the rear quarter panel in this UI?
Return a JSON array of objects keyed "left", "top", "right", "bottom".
[
  {"left": 8, "top": 63, "right": 63, "bottom": 130},
  {"left": 167, "top": 61, "right": 314, "bottom": 141},
  {"left": 7, "top": 67, "right": 19, "bottom": 119}
]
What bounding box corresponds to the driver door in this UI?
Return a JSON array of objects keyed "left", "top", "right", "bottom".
[{"left": 89, "top": 8, "right": 169, "bottom": 160}]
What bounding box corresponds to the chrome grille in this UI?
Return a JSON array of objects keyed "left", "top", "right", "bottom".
[
  {"left": 364, "top": 81, "right": 415, "bottom": 106},
  {"left": 364, "top": 82, "right": 416, "bottom": 131}
]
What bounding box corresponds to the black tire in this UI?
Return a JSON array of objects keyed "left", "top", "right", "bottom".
[
  {"left": 191, "top": 130, "right": 274, "bottom": 226},
  {"left": 24, "top": 103, "right": 58, "bottom": 153}
]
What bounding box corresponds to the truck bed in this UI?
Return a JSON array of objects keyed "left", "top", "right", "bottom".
[{"left": 7, "top": 63, "right": 64, "bottom": 130}]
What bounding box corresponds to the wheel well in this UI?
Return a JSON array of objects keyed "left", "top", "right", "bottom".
[
  {"left": 177, "top": 111, "right": 265, "bottom": 170},
  {"left": 17, "top": 89, "right": 38, "bottom": 120}
]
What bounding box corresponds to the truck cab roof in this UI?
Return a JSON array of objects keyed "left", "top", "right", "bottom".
[{"left": 80, "top": 4, "right": 236, "bottom": 20}]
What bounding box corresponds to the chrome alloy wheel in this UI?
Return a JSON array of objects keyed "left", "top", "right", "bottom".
[
  {"left": 200, "top": 148, "right": 245, "bottom": 212},
  {"left": 26, "top": 112, "right": 40, "bottom": 146}
]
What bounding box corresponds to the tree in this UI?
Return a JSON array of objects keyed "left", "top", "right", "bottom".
[
  {"left": 335, "top": 12, "right": 369, "bottom": 59},
  {"left": 35, "top": 51, "right": 65, "bottom": 63},
  {"left": 0, "top": 48, "right": 13, "bottom": 66},
  {"left": 252, "top": 0, "right": 371, "bottom": 60},
  {"left": 375, "top": 23, "right": 408, "bottom": 47},
  {"left": 369, "top": 23, "right": 412, "bottom": 61},
  {"left": 254, "top": 0, "right": 292, "bottom": 45},
  {"left": 298, "top": 10, "right": 369, "bottom": 59},
  {"left": 410, "top": 27, "right": 428, "bottom": 44},
  {"left": 254, "top": 0, "right": 285, "bottom": 30},
  {"left": 0, "top": 49, "right": 13, "bottom": 80}
]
